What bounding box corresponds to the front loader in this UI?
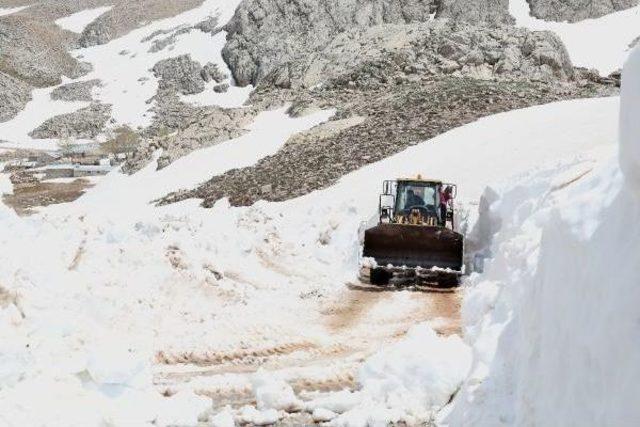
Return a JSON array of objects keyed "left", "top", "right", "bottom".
[{"left": 359, "top": 176, "right": 464, "bottom": 288}]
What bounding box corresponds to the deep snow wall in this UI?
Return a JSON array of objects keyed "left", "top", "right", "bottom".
[
  {"left": 446, "top": 46, "right": 640, "bottom": 426},
  {"left": 620, "top": 47, "right": 640, "bottom": 189}
]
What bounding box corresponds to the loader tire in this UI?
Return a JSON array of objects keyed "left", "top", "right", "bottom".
[{"left": 370, "top": 268, "right": 392, "bottom": 286}]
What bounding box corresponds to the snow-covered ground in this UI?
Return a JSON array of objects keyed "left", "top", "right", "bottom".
[
  {"left": 510, "top": 0, "right": 640, "bottom": 75},
  {"left": 0, "top": 89, "right": 621, "bottom": 425},
  {"left": 1, "top": 1, "right": 638, "bottom": 425},
  {"left": 75, "top": 0, "right": 249, "bottom": 129},
  {"left": 0, "top": 85, "right": 90, "bottom": 149},
  {"left": 55, "top": 6, "right": 113, "bottom": 33}
]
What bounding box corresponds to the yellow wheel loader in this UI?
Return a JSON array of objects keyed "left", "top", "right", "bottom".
[{"left": 359, "top": 176, "right": 464, "bottom": 288}]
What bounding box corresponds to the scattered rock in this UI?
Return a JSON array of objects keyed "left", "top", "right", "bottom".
[
  {"left": 194, "top": 15, "right": 220, "bottom": 35},
  {"left": 437, "top": 0, "right": 514, "bottom": 25},
  {"left": 299, "top": 22, "right": 574, "bottom": 89},
  {"left": 152, "top": 54, "right": 206, "bottom": 95},
  {"left": 159, "top": 77, "right": 614, "bottom": 208},
  {"left": 213, "top": 83, "right": 229, "bottom": 93},
  {"left": 201, "top": 62, "right": 227, "bottom": 83},
  {"left": 123, "top": 93, "right": 255, "bottom": 173},
  {"left": 79, "top": 0, "right": 203, "bottom": 47}
]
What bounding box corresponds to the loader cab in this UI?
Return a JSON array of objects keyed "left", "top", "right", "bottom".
[
  {"left": 395, "top": 181, "right": 438, "bottom": 213},
  {"left": 379, "top": 177, "right": 456, "bottom": 228}
]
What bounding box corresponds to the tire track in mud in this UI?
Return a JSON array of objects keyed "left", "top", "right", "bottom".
[
  {"left": 156, "top": 340, "right": 347, "bottom": 367},
  {"left": 154, "top": 285, "right": 462, "bottom": 405}
]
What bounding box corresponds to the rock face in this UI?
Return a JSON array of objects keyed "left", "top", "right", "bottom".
[
  {"left": 151, "top": 55, "right": 228, "bottom": 96},
  {"left": 78, "top": 0, "right": 204, "bottom": 47},
  {"left": 50, "top": 79, "right": 101, "bottom": 102},
  {"left": 29, "top": 103, "right": 111, "bottom": 139},
  {"left": 222, "top": 0, "right": 440, "bottom": 87},
  {"left": 152, "top": 55, "right": 207, "bottom": 95},
  {"left": 437, "top": 0, "right": 513, "bottom": 25},
  {"left": 526, "top": 0, "right": 639, "bottom": 22},
  {"left": 221, "top": 0, "right": 580, "bottom": 89},
  {"left": 0, "top": 72, "right": 32, "bottom": 123},
  {"left": 300, "top": 22, "right": 573, "bottom": 89}
]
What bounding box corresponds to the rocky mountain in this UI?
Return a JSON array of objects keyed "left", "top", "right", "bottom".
[
  {"left": 222, "top": 0, "right": 516, "bottom": 88},
  {"left": 0, "top": 0, "right": 634, "bottom": 207},
  {"left": 0, "top": 0, "right": 203, "bottom": 123},
  {"left": 160, "top": 0, "right": 619, "bottom": 206}
]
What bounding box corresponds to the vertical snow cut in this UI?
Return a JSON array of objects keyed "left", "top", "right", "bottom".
[{"left": 445, "top": 46, "right": 640, "bottom": 426}]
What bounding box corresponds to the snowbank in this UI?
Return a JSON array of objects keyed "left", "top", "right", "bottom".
[
  {"left": 444, "top": 46, "right": 640, "bottom": 426},
  {"left": 326, "top": 325, "right": 472, "bottom": 427},
  {"left": 620, "top": 47, "right": 640, "bottom": 187},
  {"left": 244, "top": 324, "right": 471, "bottom": 427}
]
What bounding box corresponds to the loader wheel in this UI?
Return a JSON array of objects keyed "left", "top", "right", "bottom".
[
  {"left": 370, "top": 268, "right": 392, "bottom": 286},
  {"left": 437, "top": 274, "right": 460, "bottom": 288}
]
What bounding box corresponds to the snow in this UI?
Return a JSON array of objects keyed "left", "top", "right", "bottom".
[
  {"left": 0, "top": 15, "right": 629, "bottom": 423},
  {"left": 252, "top": 371, "right": 303, "bottom": 412},
  {"left": 443, "top": 46, "right": 640, "bottom": 426},
  {"left": 0, "top": 91, "right": 621, "bottom": 425},
  {"left": 236, "top": 406, "right": 281, "bottom": 426},
  {"left": 55, "top": 6, "right": 113, "bottom": 33},
  {"left": 324, "top": 324, "right": 471, "bottom": 426},
  {"left": 210, "top": 407, "right": 235, "bottom": 427},
  {"left": 0, "top": 6, "right": 28, "bottom": 17},
  {"left": 312, "top": 407, "right": 338, "bottom": 422},
  {"left": 510, "top": 0, "right": 640, "bottom": 74},
  {"left": 0, "top": 86, "right": 89, "bottom": 149},
  {"left": 619, "top": 46, "right": 640, "bottom": 187},
  {"left": 72, "top": 0, "right": 249, "bottom": 129}
]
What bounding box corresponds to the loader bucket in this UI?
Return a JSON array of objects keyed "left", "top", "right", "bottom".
[{"left": 362, "top": 224, "right": 463, "bottom": 271}]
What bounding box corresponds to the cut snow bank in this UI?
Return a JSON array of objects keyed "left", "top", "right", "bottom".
[
  {"left": 444, "top": 46, "right": 640, "bottom": 426},
  {"left": 619, "top": 47, "right": 640, "bottom": 187}
]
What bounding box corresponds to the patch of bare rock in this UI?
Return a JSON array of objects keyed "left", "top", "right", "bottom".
[
  {"left": 0, "top": 72, "right": 31, "bottom": 123},
  {"left": 123, "top": 92, "right": 255, "bottom": 173},
  {"left": 29, "top": 103, "right": 112, "bottom": 140},
  {"left": 152, "top": 54, "right": 227, "bottom": 95},
  {"left": 50, "top": 79, "right": 101, "bottom": 102}
]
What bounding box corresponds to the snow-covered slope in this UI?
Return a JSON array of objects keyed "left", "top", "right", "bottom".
[
  {"left": 443, "top": 46, "right": 640, "bottom": 426},
  {"left": 0, "top": 0, "right": 250, "bottom": 149},
  {"left": 55, "top": 6, "right": 113, "bottom": 33},
  {"left": 0, "top": 6, "right": 27, "bottom": 17},
  {"left": 510, "top": 0, "right": 640, "bottom": 74}
]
